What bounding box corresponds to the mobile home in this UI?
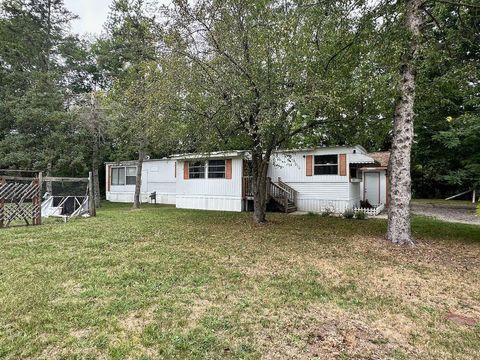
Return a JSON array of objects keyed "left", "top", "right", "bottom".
[{"left": 105, "top": 146, "right": 384, "bottom": 213}]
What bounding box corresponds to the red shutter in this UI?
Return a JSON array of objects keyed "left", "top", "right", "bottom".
[
  {"left": 183, "top": 161, "right": 189, "bottom": 180},
  {"left": 107, "top": 165, "right": 111, "bottom": 191},
  {"left": 226, "top": 159, "right": 232, "bottom": 179},
  {"left": 339, "top": 154, "right": 347, "bottom": 176},
  {"left": 306, "top": 155, "right": 313, "bottom": 176}
]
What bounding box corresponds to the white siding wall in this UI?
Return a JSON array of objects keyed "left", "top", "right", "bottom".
[
  {"left": 106, "top": 160, "right": 176, "bottom": 204},
  {"left": 175, "top": 158, "right": 243, "bottom": 212},
  {"left": 269, "top": 148, "right": 360, "bottom": 213}
]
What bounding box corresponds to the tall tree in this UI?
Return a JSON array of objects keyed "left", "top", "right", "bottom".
[
  {"left": 0, "top": 0, "right": 89, "bottom": 181},
  {"left": 100, "top": 0, "right": 158, "bottom": 209},
  {"left": 387, "top": 0, "right": 423, "bottom": 245},
  {"left": 164, "top": 0, "right": 374, "bottom": 223}
]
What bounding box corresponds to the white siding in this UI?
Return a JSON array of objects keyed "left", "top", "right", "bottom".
[
  {"left": 269, "top": 149, "right": 360, "bottom": 213},
  {"left": 175, "top": 158, "right": 243, "bottom": 212},
  {"left": 106, "top": 160, "right": 176, "bottom": 204}
]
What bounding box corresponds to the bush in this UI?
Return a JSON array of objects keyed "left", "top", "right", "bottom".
[
  {"left": 321, "top": 208, "right": 333, "bottom": 217},
  {"left": 354, "top": 210, "right": 368, "bottom": 220},
  {"left": 343, "top": 209, "right": 354, "bottom": 219}
]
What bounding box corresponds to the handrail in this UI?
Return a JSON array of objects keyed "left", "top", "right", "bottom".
[
  {"left": 242, "top": 176, "right": 297, "bottom": 212},
  {"left": 277, "top": 178, "right": 297, "bottom": 204}
]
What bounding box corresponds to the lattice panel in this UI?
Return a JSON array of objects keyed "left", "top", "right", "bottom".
[
  {"left": 2, "top": 203, "right": 40, "bottom": 224},
  {"left": 0, "top": 179, "right": 41, "bottom": 227}
]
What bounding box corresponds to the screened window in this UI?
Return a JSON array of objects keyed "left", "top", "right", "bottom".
[
  {"left": 126, "top": 167, "right": 137, "bottom": 185},
  {"left": 111, "top": 167, "right": 125, "bottom": 185},
  {"left": 208, "top": 159, "right": 225, "bottom": 178},
  {"left": 314, "top": 155, "right": 338, "bottom": 175},
  {"left": 189, "top": 161, "right": 205, "bottom": 179}
]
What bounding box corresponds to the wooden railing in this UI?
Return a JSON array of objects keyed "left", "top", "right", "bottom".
[
  {"left": 243, "top": 176, "right": 254, "bottom": 197},
  {"left": 277, "top": 178, "right": 297, "bottom": 205},
  {"left": 243, "top": 176, "right": 298, "bottom": 213}
]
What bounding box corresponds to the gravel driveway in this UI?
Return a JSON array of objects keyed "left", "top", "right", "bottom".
[{"left": 411, "top": 202, "right": 480, "bottom": 226}]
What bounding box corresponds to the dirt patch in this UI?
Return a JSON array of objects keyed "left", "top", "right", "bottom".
[
  {"left": 118, "top": 305, "right": 157, "bottom": 333},
  {"left": 412, "top": 203, "right": 480, "bottom": 225},
  {"left": 188, "top": 298, "right": 213, "bottom": 326},
  {"left": 253, "top": 305, "right": 412, "bottom": 360},
  {"left": 69, "top": 328, "right": 91, "bottom": 339},
  {"left": 446, "top": 312, "right": 478, "bottom": 326}
]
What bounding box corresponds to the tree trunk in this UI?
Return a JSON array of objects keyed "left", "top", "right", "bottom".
[
  {"left": 387, "top": 0, "right": 421, "bottom": 245},
  {"left": 92, "top": 135, "right": 101, "bottom": 208},
  {"left": 251, "top": 152, "right": 269, "bottom": 223},
  {"left": 93, "top": 168, "right": 101, "bottom": 208},
  {"left": 46, "top": 161, "right": 53, "bottom": 195},
  {"left": 132, "top": 150, "right": 145, "bottom": 209}
]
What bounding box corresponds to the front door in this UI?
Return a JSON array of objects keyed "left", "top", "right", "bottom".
[{"left": 364, "top": 172, "right": 380, "bottom": 205}]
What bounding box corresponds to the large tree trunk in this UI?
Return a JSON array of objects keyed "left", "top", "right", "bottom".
[
  {"left": 132, "top": 150, "right": 145, "bottom": 209},
  {"left": 251, "top": 152, "right": 270, "bottom": 223},
  {"left": 387, "top": 0, "right": 421, "bottom": 245}
]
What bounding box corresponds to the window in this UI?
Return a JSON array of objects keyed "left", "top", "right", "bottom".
[
  {"left": 189, "top": 161, "right": 205, "bottom": 178},
  {"left": 349, "top": 164, "right": 360, "bottom": 179},
  {"left": 126, "top": 167, "right": 137, "bottom": 185},
  {"left": 111, "top": 167, "right": 125, "bottom": 185},
  {"left": 314, "top": 155, "right": 338, "bottom": 175},
  {"left": 111, "top": 166, "right": 136, "bottom": 185},
  {"left": 208, "top": 159, "right": 225, "bottom": 178}
]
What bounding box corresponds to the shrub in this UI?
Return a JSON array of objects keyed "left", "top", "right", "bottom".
[
  {"left": 354, "top": 210, "right": 368, "bottom": 220},
  {"left": 321, "top": 208, "right": 333, "bottom": 217},
  {"left": 343, "top": 208, "right": 354, "bottom": 219}
]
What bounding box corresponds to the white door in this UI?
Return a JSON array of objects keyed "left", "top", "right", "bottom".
[{"left": 364, "top": 172, "right": 380, "bottom": 205}]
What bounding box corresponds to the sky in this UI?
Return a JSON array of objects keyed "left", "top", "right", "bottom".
[
  {"left": 65, "top": 0, "right": 170, "bottom": 36},
  {"left": 65, "top": 0, "right": 112, "bottom": 36}
]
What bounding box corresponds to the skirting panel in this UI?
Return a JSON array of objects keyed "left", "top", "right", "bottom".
[
  {"left": 107, "top": 192, "right": 176, "bottom": 205},
  {"left": 297, "top": 198, "right": 360, "bottom": 213},
  {"left": 176, "top": 195, "right": 242, "bottom": 212}
]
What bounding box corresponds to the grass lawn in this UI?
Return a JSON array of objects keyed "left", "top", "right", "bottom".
[{"left": 0, "top": 203, "right": 479, "bottom": 359}]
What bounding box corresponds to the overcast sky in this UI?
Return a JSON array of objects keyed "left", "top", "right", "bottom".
[
  {"left": 65, "top": 0, "right": 171, "bottom": 36},
  {"left": 65, "top": 0, "right": 112, "bottom": 36}
]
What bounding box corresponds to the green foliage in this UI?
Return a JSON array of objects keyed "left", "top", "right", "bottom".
[
  {"left": 354, "top": 210, "right": 368, "bottom": 220},
  {"left": 412, "top": 3, "right": 480, "bottom": 197},
  {"left": 321, "top": 208, "right": 334, "bottom": 217},
  {"left": 343, "top": 208, "right": 355, "bottom": 219},
  {"left": 0, "top": 0, "right": 91, "bottom": 176}
]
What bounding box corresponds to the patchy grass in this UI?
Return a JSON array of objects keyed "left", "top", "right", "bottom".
[{"left": 0, "top": 203, "right": 479, "bottom": 359}]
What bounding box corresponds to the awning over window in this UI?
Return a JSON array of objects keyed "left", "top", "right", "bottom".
[{"left": 349, "top": 153, "right": 376, "bottom": 164}]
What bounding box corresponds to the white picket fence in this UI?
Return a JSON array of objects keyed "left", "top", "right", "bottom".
[{"left": 354, "top": 203, "right": 385, "bottom": 216}]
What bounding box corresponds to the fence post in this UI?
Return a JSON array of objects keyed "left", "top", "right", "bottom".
[
  {"left": 88, "top": 171, "right": 96, "bottom": 217},
  {"left": 0, "top": 176, "right": 5, "bottom": 228},
  {"left": 32, "top": 175, "right": 41, "bottom": 226},
  {"left": 37, "top": 172, "right": 42, "bottom": 225}
]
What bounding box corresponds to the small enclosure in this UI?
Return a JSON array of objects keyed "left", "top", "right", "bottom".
[{"left": 0, "top": 170, "right": 95, "bottom": 228}]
